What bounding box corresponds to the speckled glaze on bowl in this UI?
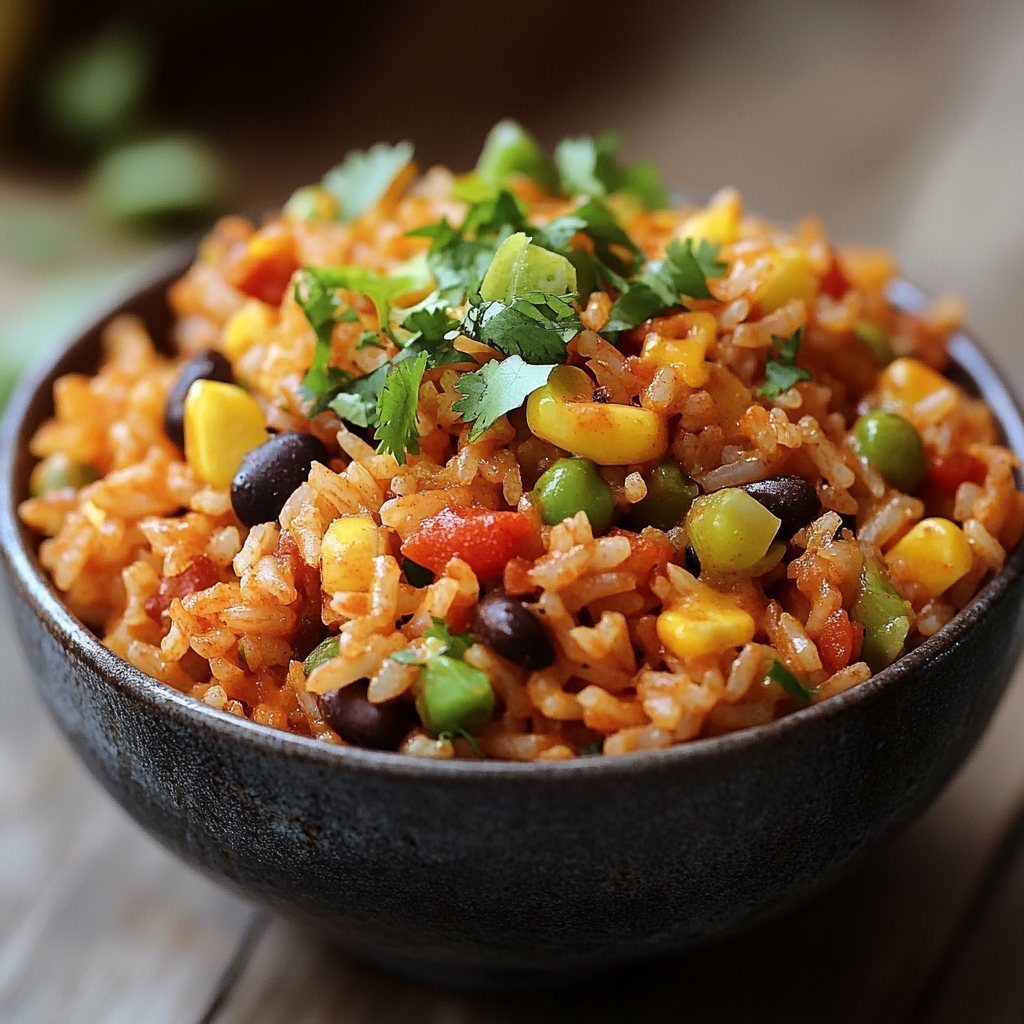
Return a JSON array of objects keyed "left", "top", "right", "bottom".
[{"left": 3, "top": 248, "right": 1024, "bottom": 989}]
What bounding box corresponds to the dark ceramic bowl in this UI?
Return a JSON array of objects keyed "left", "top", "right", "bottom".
[{"left": 3, "top": 248, "right": 1024, "bottom": 990}]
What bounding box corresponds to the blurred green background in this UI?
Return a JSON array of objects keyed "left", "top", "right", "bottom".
[{"left": 2, "top": 0, "right": 1024, "bottom": 406}]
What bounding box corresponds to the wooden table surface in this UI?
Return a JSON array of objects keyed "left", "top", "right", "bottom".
[{"left": 5, "top": 1, "right": 1024, "bottom": 1019}]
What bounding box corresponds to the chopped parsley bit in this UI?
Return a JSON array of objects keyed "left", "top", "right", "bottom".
[
  {"left": 457, "top": 291, "right": 582, "bottom": 364},
  {"left": 374, "top": 351, "right": 428, "bottom": 464},
  {"left": 604, "top": 237, "right": 728, "bottom": 334},
  {"left": 768, "top": 659, "right": 816, "bottom": 703},
  {"left": 579, "top": 740, "right": 603, "bottom": 755},
  {"left": 759, "top": 326, "right": 813, "bottom": 399},
  {"left": 554, "top": 131, "right": 669, "bottom": 210},
  {"left": 321, "top": 140, "right": 414, "bottom": 222},
  {"left": 355, "top": 330, "right": 384, "bottom": 351},
  {"left": 425, "top": 615, "right": 474, "bottom": 660},
  {"left": 438, "top": 727, "right": 486, "bottom": 758},
  {"left": 390, "top": 649, "right": 422, "bottom": 665},
  {"left": 453, "top": 357, "right": 556, "bottom": 441},
  {"left": 402, "top": 556, "right": 434, "bottom": 588}
]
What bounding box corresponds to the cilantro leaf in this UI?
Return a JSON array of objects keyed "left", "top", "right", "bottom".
[
  {"left": 461, "top": 190, "right": 528, "bottom": 238},
  {"left": 409, "top": 192, "right": 526, "bottom": 306},
  {"left": 768, "top": 660, "right": 816, "bottom": 702},
  {"left": 533, "top": 198, "right": 644, "bottom": 278},
  {"left": 322, "top": 141, "right": 414, "bottom": 222},
  {"left": 301, "top": 265, "right": 416, "bottom": 339},
  {"left": 459, "top": 292, "right": 582, "bottom": 364},
  {"left": 555, "top": 131, "right": 622, "bottom": 199},
  {"left": 399, "top": 293, "right": 455, "bottom": 344},
  {"left": 618, "top": 160, "right": 669, "bottom": 211},
  {"left": 758, "top": 327, "right": 813, "bottom": 399},
  {"left": 452, "top": 357, "right": 556, "bottom": 441},
  {"left": 373, "top": 350, "right": 428, "bottom": 463},
  {"left": 604, "top": 238, "right": 727, "bottom": 333},
  {"left": 390, "top": 649, "right": 422, "bottom": 665},
  {"left": 554, "top": 131, "right": 668, "bottom": 210},
  {"left": 293, "top": 272, "right": 360, "bottom": 412},
  {"left": 425, "top": 615, "right": 473, "bottom": 660}
]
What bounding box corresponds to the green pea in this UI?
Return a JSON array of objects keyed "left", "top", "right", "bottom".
[
  {"left": 416, "top": 655, "right": 495, "bottom": 737},
  {"left": 303, "top": 635, "right": 340, "bottom": 676},
  {"left": 852, "top": 410, "right": 926, "bottom": 492},
  {"left": 853, "top": 320, "right": 895, "bottom": 366},
  {"left": 533, "top": 457, "right": 614, "bottom": 534},
  {"left": 476, "top": 120, "right": 558, "bottom": 192},
  {"left": 624, "top": 461, "right": 698, "bottom": 531},
  {"left": 685, "top": 488, "right": 782, "bottom": 574},
  {"left": 851, "top": 558, "right": 910, "bottom": 671},
  {"left": 29, "top": 452, "right": 101, "bottom": 497}
]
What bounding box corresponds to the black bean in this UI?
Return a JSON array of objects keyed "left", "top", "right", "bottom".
[
  {"left": 685, "top": 545, "right": 701, "bottom": 577},
  {"left": 230, "top": 431, "right": 330, "bottom": 527},
  {"left": 164, "top": 350, "right": 233, "bottom": 448},
  {"left": 473, "top": 593, "right": 556, "bottom": 671},
  {"left": 739, "top": 475, "right": 821, "bottom": 540},
  {"left": 319, "top": 680, "right": 415, "bottom": 751}
]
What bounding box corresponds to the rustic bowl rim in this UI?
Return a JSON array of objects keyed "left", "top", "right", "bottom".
[{"left": 3, "top": 245, "right": 1023, "bottom": 781}]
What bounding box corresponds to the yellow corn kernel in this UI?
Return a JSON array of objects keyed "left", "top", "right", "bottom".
[
  {"left": 885, "top": 517, "right": 972, "bottom": 600},
  {"left": 321, "top": 517, "right": 383, "bottom": 593},
  {"left": 758, "top": 246, "right": 817, "bottom": 313},
  {"left": 657, "top": 592, "right": 755, "bottom": 658},
  {"left": 223, "top": 300, "right": 276, "bottom": 361},
  {"left": 678, "top": 187, "right": 742, "bottom": 245},
  {"left": 183, "top": 380, "right": 268, "bottom": 488},
  {"left": 525, "top": 365, "right": 668, "bottom": 466},
  {"left": 879, "top": 357, "right": 957, "bottom": 415},
  {"left": 640, "top": 312, "right": 717, "bottom": 386}
]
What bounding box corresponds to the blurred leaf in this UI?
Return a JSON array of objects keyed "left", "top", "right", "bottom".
[
  {"left": 40, "top": 26, "right": 151, "bottom": 146},
  {"left": 89, "top": 134, "right": 230, "bottom": 224}
]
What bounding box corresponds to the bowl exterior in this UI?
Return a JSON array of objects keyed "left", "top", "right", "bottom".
[{"left": 3, "top": 255, "right": 1024, "bottom": 976}]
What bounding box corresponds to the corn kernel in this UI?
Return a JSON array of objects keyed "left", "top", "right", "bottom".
[
  {"left": 758, "top": 246, "right": 817, "bottom": 313},
  {"left": 321, "top": 517, "right": 383, "bottom": 592},
  {"left": 640, "top": 312, "right": 717, "bottom": 386},
  {"left": 657, "top": 592, "right": 755, "bottom": 658},
  {"left": 879, "top": 357, "right": 957, "bottom": 417},
  {"left": 678, "top": 188, "right": 742, "bottom": 245},
  {"left": 183, "top": 380, "right": 268, "bottom": 488},
  {"left": 526, "top": 365, "right": 668, "bottom": 466},
  {"left": 885, "top": 517, "right": 972, "bottom": 600},
  {"left": 223, "top": 300, "right": 276, "bottom": 361}
]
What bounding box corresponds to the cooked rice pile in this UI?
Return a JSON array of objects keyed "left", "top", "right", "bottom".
[{"left": 20, "top": 124, "right": 1024, "bottom": 759}]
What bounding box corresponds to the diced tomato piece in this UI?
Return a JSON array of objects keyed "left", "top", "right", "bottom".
[
  {"left": 925, "top": 453, "right": 987, "bottom": 497},
  {"left": 226, "top": 225, "right": 299, "bottom": 306},
  {"left": 402, "top": 507, "right": 531, "bottom": 582},
  {"left": 145, "top": 555, "right": 219, "bottom": 620},
  {"left": 610, "top": 527, "right": 673, "bottom": 589},
  {"left": 819, "top": 252, "right": 850, "bottom": 299},
  {"left": 818, "top": 608, "right": 854, "bottom": 675}
]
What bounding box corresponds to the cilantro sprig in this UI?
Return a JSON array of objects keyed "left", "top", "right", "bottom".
[
  {"left": 322, "top": 141, "right": 414, "bottom": 222},
  {"left": 604, "top": 237, "right": 728, "bottom": 334},
  {"left": 554, "top": 131, "right": 668, "bottom": 210},
  {"left": 453, "top": 357, "right": 556, "bottom": 441},
  {"left": 758, "top": 326, "right": 813, "bottom": 399},
  {"left": 374, "top": 351, "right": 428, "bottom": 464},
  {"left": 457, "top": 291, "right": 582, "bottom": 364}
]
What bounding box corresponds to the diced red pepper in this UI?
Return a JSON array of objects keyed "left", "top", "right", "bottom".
[
  {"left": 925, "top": 453, "right": 987, "bottom": 497},
  {"left": 145, "top": 554, "right": 219, "bottom": 620},
  {"left": 818, "top": 608, "right": 854, "bottom": 675},
  {"left": 402, "top": 506, "right": 530, "bottom": 582},
  {"left": 226, "top": 225, "right": 299, "bottom": 306},
  {"left": 819, "top": 252, "right": 850, "bottom": 299}
]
